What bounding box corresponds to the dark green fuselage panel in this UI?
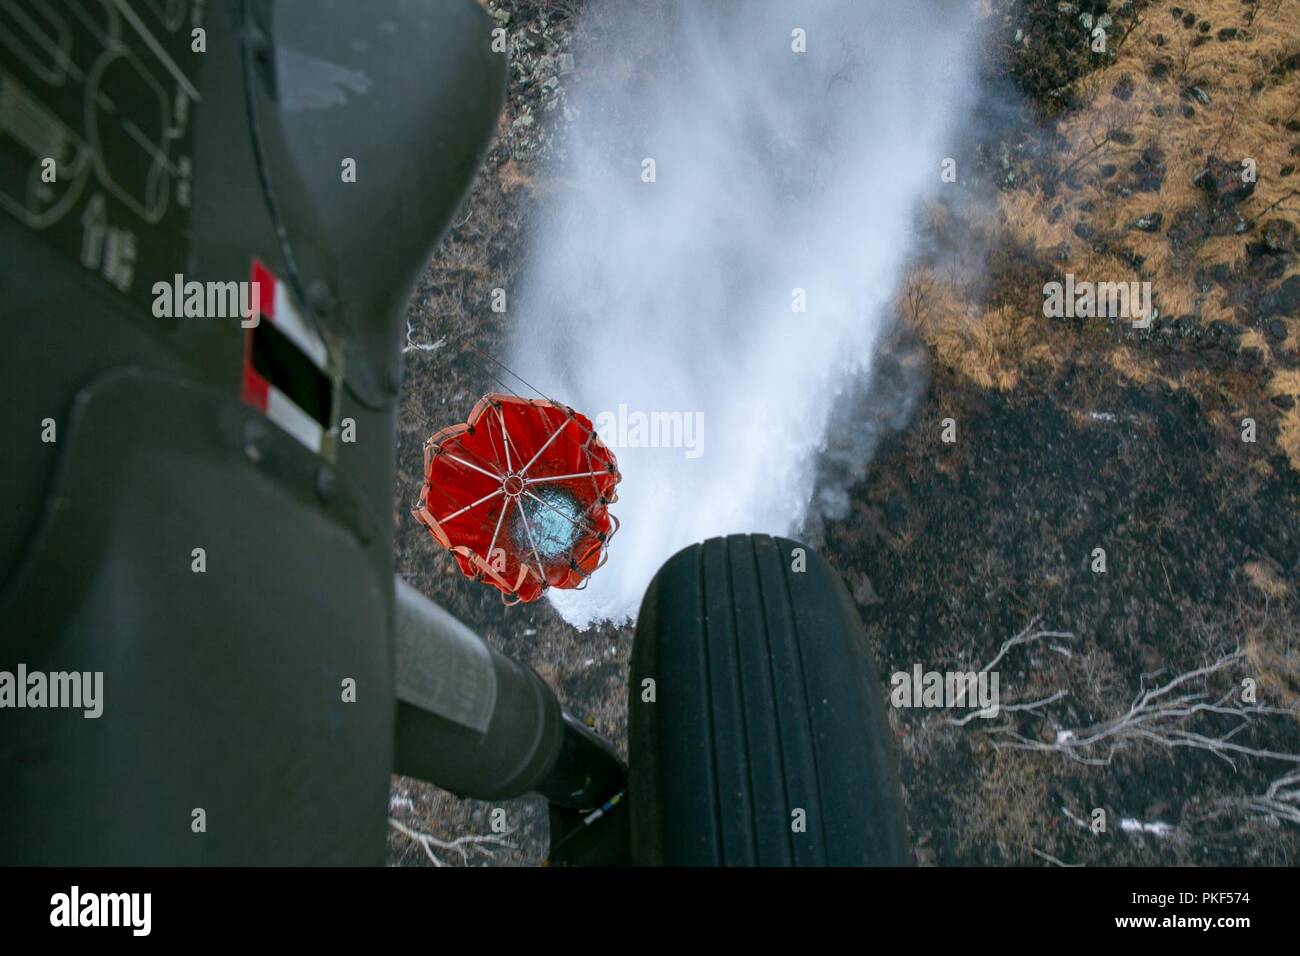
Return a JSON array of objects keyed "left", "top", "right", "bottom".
[{"left": 0, "top": 0, "right": 505, "bottom": 863}]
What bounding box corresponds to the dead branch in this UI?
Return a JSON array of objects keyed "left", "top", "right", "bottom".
[
  {"left": 1055, "top": 128, "right": 1117, "bottom": 184},
  {"left": 1197, "top": 769, "right": 1300, "bottom": 827},
  {"left": 947, "top": 618, "right": 1075, "bottom": 726},
  {"left": 404, "top": 319, "right": 446, "bottom": 355},
  {"left": 982, "top": 649, "right": 1300, "bottom": 768},
  {"left": 1029, "top": 846, "right": 1083, "bottom": 867},
  {"left": 388, "top": 817, "right": 517, "bottom": 867}
]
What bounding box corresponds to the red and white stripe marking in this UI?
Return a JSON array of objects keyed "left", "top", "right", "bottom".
[{"left": 241, "top": 260, "right": 329, "bottom": 453}]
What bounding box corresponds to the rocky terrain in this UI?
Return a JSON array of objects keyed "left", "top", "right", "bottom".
[{"left": 387, "top": 0, "right": 1300, "bottom": 866}]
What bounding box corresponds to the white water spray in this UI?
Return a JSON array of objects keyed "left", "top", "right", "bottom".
[{"left": 511, "top": 0, "right": 983, "bottom": 627}]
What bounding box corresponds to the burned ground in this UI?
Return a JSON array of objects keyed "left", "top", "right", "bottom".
[{"left": 388, "top": 0, "right": 1300, "bottom": 866}]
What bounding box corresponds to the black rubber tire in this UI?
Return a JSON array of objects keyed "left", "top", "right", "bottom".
[{"left": 628, "top": 534, "right": 909, "bottom": 866}]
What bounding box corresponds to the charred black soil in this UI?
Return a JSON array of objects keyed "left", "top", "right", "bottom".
[{"left": 841, "top": 348, "right": 1300, "bottom": 865}]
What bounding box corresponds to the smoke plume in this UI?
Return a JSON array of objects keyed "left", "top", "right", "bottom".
[{"left": 510, "top": 0, "right": 983, "bottom": 626}]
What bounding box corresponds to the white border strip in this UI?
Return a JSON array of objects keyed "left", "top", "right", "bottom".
[
  {"left": 266, "top": 385, "right": 323, "bottom": 453},
  {"left": 271, "top": 280, "right": 328, "bottom": 370}
]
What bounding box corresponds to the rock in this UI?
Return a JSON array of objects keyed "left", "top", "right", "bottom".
[
  {"left": 1131, "top": 146, "right": 1166, "bottom": 192},
  {"left": 1192, "top": 157, "right": 1255, "bottom": 205},
  {"left": 1195, "top": 262, "right": 1232, "bottom": 291},
  {"left": 1262, "top": 219, "right": 1297, "bottom": 254},
  {"left": 557, "top": 52, "right": 575, "bottom": 75},
  {"left": 1128, "top": 212, "right": 1163, "bottom": 232},
  {"left": 1247, "top": 251, "right": 1288, "bottom": 282},
  {"left": 1259, "top": 276, "right": 1300, "bottom": 319},
  {"left": 1208, "top": 319, "right": 1240, "bottom": 340},
  {"left": 1268, "top": 318, "right": 1288, "bottom": 341},
  {"left": 1185, "top": 85, "right": 1212, "bottom": 105}
]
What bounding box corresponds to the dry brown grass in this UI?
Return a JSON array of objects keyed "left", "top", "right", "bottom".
[
  {"left": 1050, "top": 0, "right": 1300, "bottom": 295},
  {"left": 1244, "top": 559, "right": 1290, "bottom": 599},
  {"left": 899, "top": 261, "right": 1056, "bottom": 391},
  {"left": 921, "top": 1, "right": 1300, "bottom": 465},
  {"left": 497, "top": 159, "right": 538, "bottom": 196},
  {"left": 958, "top": 746, "right": 1073, "bottom": 863},
  {"left": 1110, "top": 342, "right": 1176, "bottom": 386},
  {"left": 1242, "top": 325, "right": 1276, "bottom": 358},
  {"left": 1244, "top": 618, "right": 1300, "bottom": 718},
  {"left": 1268, "top": 368, "right": 1300, "bottom": 468}
]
